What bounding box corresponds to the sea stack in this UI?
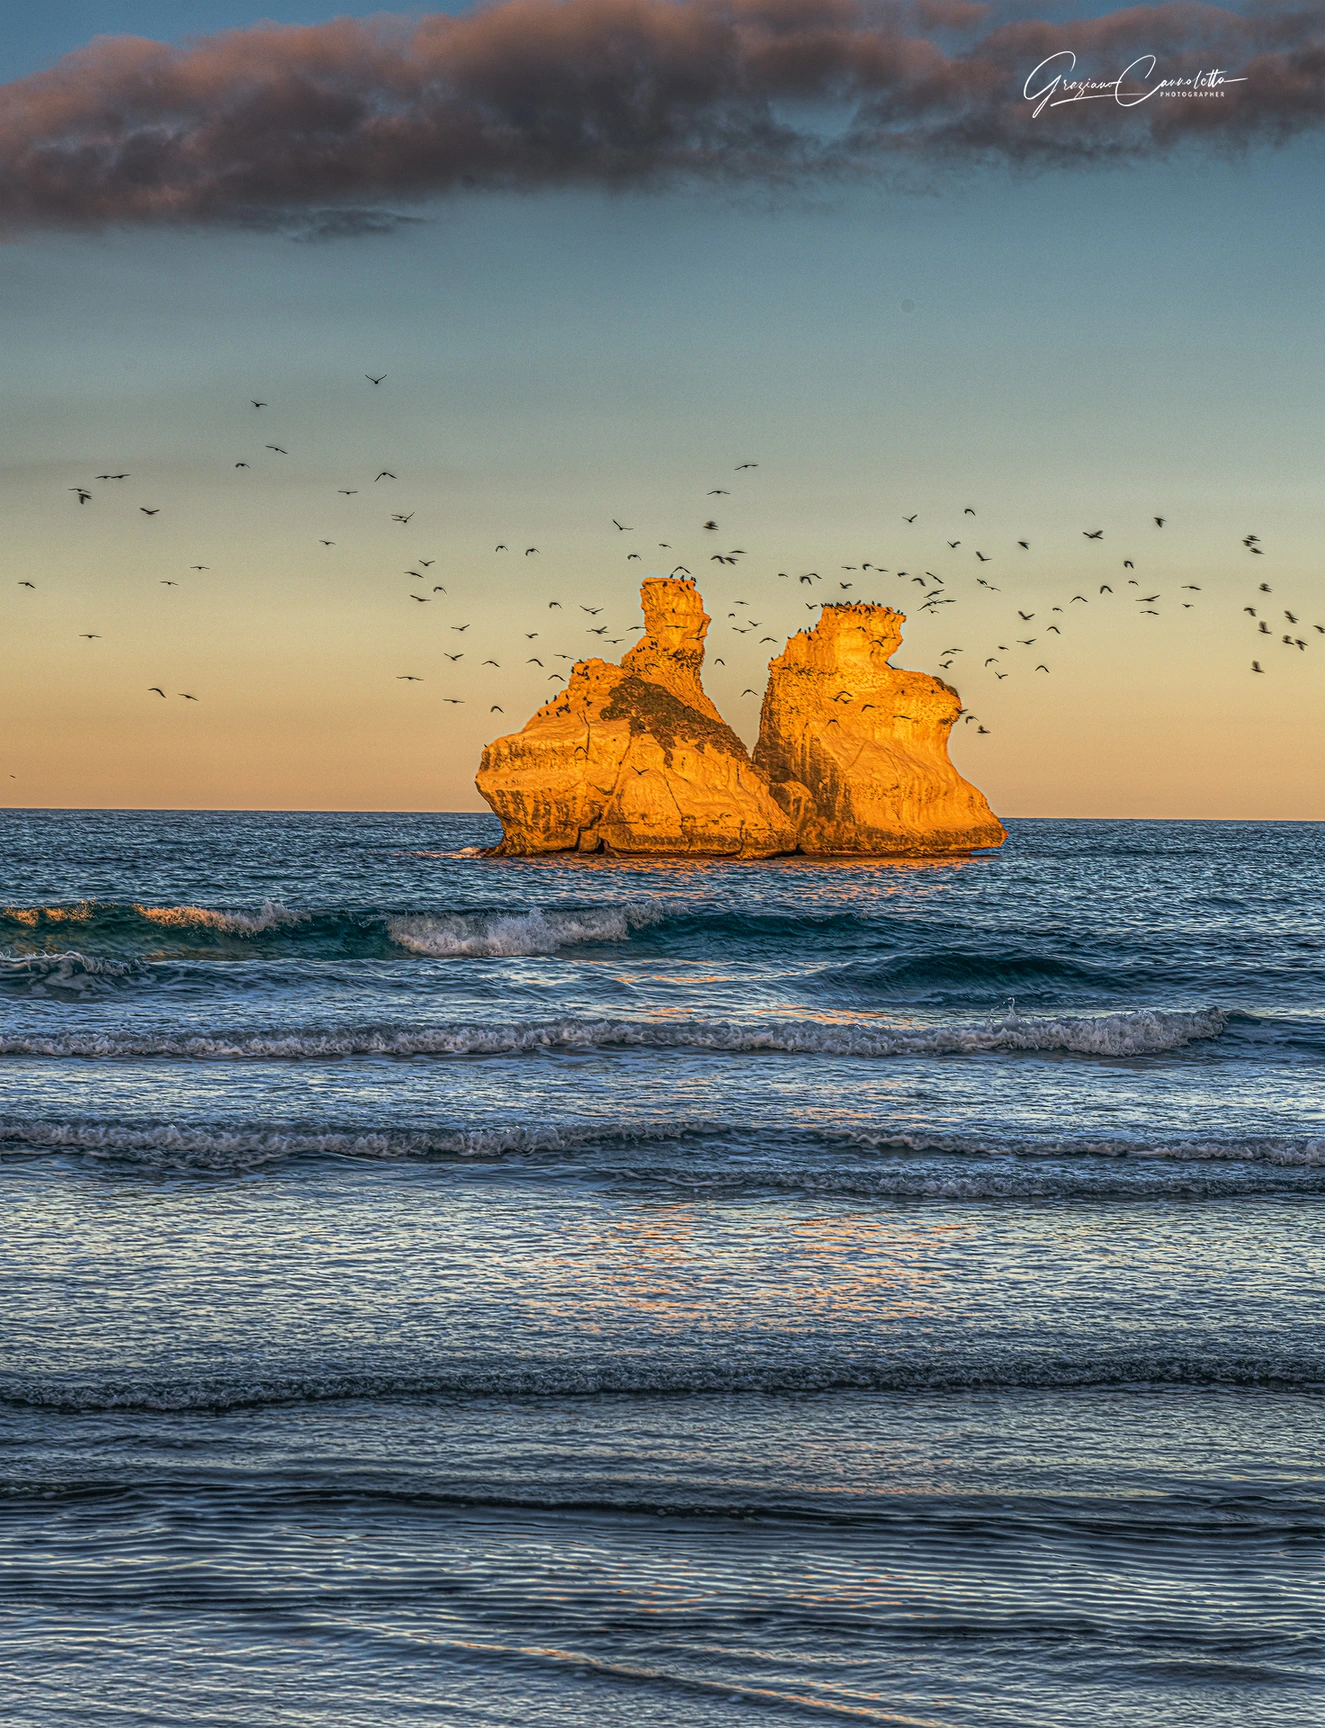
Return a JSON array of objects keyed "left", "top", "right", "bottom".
[
  {"left": 476, "top": 582, "right": 1005, "bottom": 857},
  {"left": 754, "top": 603, "right": 1007, "bottom": 854},
  {"left": 475, "top": 578, "right": 798, "bottom": 856}
]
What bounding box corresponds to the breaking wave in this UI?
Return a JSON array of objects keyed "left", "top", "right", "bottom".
[
  {"left": 1, "top": 898, "right": 666, "bottom": 960},
  {"left": 0, "top": 1117, "right": 713, "bottom": 1168},
  {"left": 386, "top": 904, "right": 663, "bottom": 956},
  {"left": 2, "top": 1114, "right": 1321, "bottom": 1190},
  {"left": 0, "top": 1006, "right": 1228, "bottom": 1061},
  {"left": 0, "top": 952, "right": 150, "bottom": 995}
]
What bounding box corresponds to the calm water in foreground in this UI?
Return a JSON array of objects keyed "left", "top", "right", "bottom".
[{"left": 1, "top": 811, "right": 1322, "bottom": 1727}]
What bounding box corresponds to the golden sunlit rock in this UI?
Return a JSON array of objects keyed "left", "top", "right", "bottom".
[
  {"left": 754, "top": 602, "right": 1006, "bottom": 854},
  {"left": 476, "top": 583, "right": 1005, "bottom": 857},
  {"left": 476, "top": 579, "right": 798, "bottom": 856}
]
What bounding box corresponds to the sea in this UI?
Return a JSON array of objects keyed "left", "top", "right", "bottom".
[{"left": 1, "top": 810, "right": 1321, "bottom": 1728}]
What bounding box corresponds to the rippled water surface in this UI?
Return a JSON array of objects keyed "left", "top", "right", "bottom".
[{"left": 2, "top": 811, "right": 1322, "bottom": 1726}]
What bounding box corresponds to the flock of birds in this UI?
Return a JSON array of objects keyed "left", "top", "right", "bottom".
[{"left": 20, "top": 374, "right": 1321, "bottom": 746}]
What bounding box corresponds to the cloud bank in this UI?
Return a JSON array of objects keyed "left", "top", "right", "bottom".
[{"left": 1, "top": 0, "right": 1322, "bottom": 232}]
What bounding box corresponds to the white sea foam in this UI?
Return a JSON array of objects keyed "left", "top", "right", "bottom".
[
  {"left": 0, "top": 1006, "right": 1228, "bottom": 1060},
  {"left": 386, "top": 903, "right": 665, "bottom": 957}
]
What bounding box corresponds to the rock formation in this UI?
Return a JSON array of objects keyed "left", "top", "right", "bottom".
[
  {"left": 475, "top": 582, "right": 1005, "bottom": 858},
  {"left": 476, "top": 579, "right": 798, "bottom": 857},
  {"left": 754, "top": 603, "right": 1006, "bottom": 854}
]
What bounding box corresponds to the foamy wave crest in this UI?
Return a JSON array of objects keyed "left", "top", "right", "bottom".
[
  {"left": 387, "top": 902, "right": 664, "bottom": 957},
  {"left": 0, "top": 1117, "right": 709, "bottom": 1170},
  {"left": 133, "top": 900, "right": 307, "bottom": 935},
  {"left": 0, "top": 952, "right": 147, "bottom": 994},
  {"left": 0, "top": 1007, "right": 1228, "bottom": 1061}
]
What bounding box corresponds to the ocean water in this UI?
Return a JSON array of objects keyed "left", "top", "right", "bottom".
[{"left": 1, "top": 810, "right": 1322, "bottom": 1727}]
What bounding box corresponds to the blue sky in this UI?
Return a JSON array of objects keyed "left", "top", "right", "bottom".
[{"left": 3, "top": 2, "right": 1322, "bottom": 814}]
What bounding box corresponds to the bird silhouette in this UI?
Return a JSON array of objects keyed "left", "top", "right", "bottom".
[
  {"left": 397, "top": 675, "right": 423, "bottom": 682},
  {"left": 140, "top": 507, "right": 159, "bottom": 515},
  {"left": 18, "top": 582, "right": 35, "bottom": 589},
  {"left": 1154, "top": 517, "right": 1165, "bottom": 527},
  {"left": 251, "top": 400, "right": 267, "bottom": 408},
  {"left": 179, "top": 693, "right": 199, "bottom": 701},
  {"left": 1083, "top": 530, "right": 1103, "bottom": 540},
  {"left": 1252, "top": 661, "right": 1264, "bottom": 673},
  {"left": 265, "top": 446, "right": 288, "bottom": 454},
  {"left": 69, "top": 488, "right": 92, "bottom": 503},
  {"left": 148, "top": 687, "right": 165, "bottom": 697},
  {"left": 366, "top": 375, "right": 386, "bottom": 385},
  {"left": 375, "top": 471, "right": 396, "bottom": 481},
  {"left": 613, "top": 520, "right": 633, "bottom": 530}
]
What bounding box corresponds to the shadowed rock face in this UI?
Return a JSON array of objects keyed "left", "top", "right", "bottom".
[
  {"left": 475, "top": 579, "right": 797, "bottom": 857},
  {"left": 753, "top": 603, "right": 1007, "bottom": 854},
  {"left": 476, "top": 584, "right": 1004, "bottom": 858}
]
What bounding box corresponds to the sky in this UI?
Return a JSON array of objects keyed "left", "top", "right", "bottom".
[{"left": 2, "top": 0, "right": 1323, "bottom": 817}]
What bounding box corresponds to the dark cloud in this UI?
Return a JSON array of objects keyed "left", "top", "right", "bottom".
[{"left": 1, "top": 0, "right": 1322, "bottom": 233}]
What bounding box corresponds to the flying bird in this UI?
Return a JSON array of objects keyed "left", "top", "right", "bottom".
[
  {"left": 366, "top": 375, "right": 386, "bottom": 384},
  {"left": 735, "top": 463, "right": 758, "bottom": 470},
  {"left": 140, "top": 507, "right": 159, "bottom": 515},
  {"left": 179, "top": 693, "right": 199, "bottom": 700},
  {"left": 707, "top": 490, "right": 728, "bottom": 497},
  {"left": 1252, "top": 661, "right": 1264, "bottom": 673},
  {"left": 1083, "top": 530, "right": 1103, "bottom": 540},
  {"left": 375, "top": 471, "right": 396, "bottom": 481},
  {"left": 525, "top": 547, "right": 539, "bottom": 555},
  {"left": 69, "top": 488, "right": 91, "bottom": 503},
  {"left": 903, "top": 514, "right": 917, "bottom": 524},
  {"left": 1154, "top": 517, "right": 1165, "bottom": 527},
  {"left": 251, "top": 400, "right": 267, "bottom": 408},
  {"left": 235, "top": 462, "right": 250, "bottom": 468},
  {"left": 96, "top": 473, "right": 129, "bottom": 480},
  {"left": 397, "top": 675, "right": 423, "bottom": 682},
  {"left": 266, "top": 446, "right": 288, "bottom": 454},
  {"left": 612, "top": 520, "right": 633, "bottom": 530},
  {"left": 1017, "top": 541, "right": 1029, "bottom": 549},
  {"left": 18, "top": 582, "right": 35, "bottom": 589}
]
